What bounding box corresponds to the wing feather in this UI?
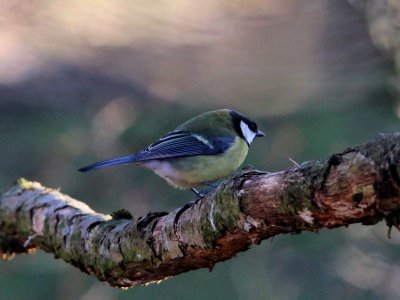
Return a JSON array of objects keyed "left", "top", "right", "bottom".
[
  {"left": 133, "top": 131, "right": 233, "bottom": 161},
  {"left": 78, "top": 131, "right": 235, "bottom": 172}
]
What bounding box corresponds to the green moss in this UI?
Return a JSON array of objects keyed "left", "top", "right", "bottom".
[
  {"left": 17, "top": 178, "right": 33, "bottom": 190},
  {"left": 202, "top": 189, "right": 242, "bottom": 246},
  {"left": 276, "top": 175, "right": 315, "bottom": 215}
]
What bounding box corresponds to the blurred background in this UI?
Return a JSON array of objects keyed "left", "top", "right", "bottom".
[{"left": 1, "top": 0, "right": 400, "bottom": 299}]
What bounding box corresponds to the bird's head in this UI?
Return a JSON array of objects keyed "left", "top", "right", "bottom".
[{"left": 229, "top": 110, "right": 265, "bottom": 146}]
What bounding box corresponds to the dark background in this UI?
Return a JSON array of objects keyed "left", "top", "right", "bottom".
[{"left": 1, "top": 1, "right": 400, "bottom": 299}]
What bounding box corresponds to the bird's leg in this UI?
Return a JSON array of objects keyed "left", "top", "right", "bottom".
[
  {"left": 191, "top": 183, "right": 221, "bottom": 198},
  {"left": 204, "top": 182, "right": 219, "bottom": 188},
  {"left": 190, "top": 188, "right": 205, "bottom": 198}
]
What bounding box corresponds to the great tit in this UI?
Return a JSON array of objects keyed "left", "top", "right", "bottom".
[{"left": 79, "top": 109, "right": 264, "bottom": 196}]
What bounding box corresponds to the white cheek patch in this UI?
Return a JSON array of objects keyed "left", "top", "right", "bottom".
[{"left": 240, "top": 121, "right": 257, "bottom": 145}]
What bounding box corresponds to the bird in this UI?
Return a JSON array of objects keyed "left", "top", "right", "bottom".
[{"left": 79, "top": 109, "right": 264, "bottom": 196}]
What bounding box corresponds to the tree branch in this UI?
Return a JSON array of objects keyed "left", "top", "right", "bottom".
[{"left": 1, "top": 133, "right": 400, "bottom": 288}]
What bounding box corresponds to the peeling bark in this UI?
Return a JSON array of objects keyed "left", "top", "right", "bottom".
[{"left": 1, "top": 133, "right": 400, "bottom": 288}]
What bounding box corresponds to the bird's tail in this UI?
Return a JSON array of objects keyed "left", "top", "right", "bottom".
[{"left": 78, "top": 155, "right": 137, "bottom": 172}]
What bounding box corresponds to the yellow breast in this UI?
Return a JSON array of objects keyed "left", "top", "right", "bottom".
[{"left": 140, "top": 137, "right": 249, "bottom": 189}]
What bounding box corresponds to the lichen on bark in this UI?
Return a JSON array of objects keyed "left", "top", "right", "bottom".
[{"left": 1, "top": 133, "right": 400, "bottom": 287}]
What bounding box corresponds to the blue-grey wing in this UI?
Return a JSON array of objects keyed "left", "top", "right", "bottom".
[{"left": 133, "top": 131, "right": 234, "bottom": 161}]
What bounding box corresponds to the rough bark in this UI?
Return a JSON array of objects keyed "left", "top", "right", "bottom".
[{"left": 1, "top": 133, "right": 400, "bottom": 288}]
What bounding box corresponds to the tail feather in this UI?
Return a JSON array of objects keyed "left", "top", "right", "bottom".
[{"left": 78, "top": 155, "right": 136, "bottom": 172}]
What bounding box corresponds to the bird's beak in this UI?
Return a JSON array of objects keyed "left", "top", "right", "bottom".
[{"left": 256, "top": 130, "right": 265, "bottom": 137}]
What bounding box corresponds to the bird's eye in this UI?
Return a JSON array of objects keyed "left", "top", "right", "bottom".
[{"left": 249, "top": 122, "right": 257, "bottom": 132}]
